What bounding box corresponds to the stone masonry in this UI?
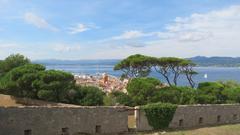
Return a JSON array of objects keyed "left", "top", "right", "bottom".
[
  {"left": 0, "top": 106, "right": 129, "bottom": 135},
  {"left": 136, "top": 104, "right": 240, "bottom": 131}
]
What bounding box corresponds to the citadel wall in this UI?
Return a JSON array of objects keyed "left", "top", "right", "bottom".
[
  {"left": 0, "top": 106, "right": 129, "bottom": 135},
  {"left": 136, "top": 104, "right": 240, "bottom": 131}
]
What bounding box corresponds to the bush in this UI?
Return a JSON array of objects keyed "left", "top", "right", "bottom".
[
  {"left": 110, "top": 91, "right": 133, "bottom": 106},
  {"left": 152, "top": 87, "right": 181, "bottom": 104},
  {"left": 127, "top": 77, "right": 161, "bottom": 105},
  {"left": 195, "top": 94, "right": 217, "bottom": 104},
  {"left": 80, "top": 86, "right": 105, "bottom": 106},
  {"left": 141, "top": 103, "right": 177, "bottom": 129},
  {"left": 222, "top": 88, "right": 240, "bottom": 103},
  {"left": 0, "top": 54, "right": 30, "bottom": 75},
  {"left": 0, "top": 64, "right": 45, "bottom": 98},
  {"left": 69, "top": 86, "right": 105, "bottom": 106},
  {"left": 35, "top": 70, "right": 75, "bottom": 102},
  {"left": 197, "top": 82, "right": 225, "bottom": 103},
  {"left": 152, "top": 87, "right": 196, "bottom": 105}
]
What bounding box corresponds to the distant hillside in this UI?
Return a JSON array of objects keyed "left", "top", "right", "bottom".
[
  {"left": 33, "top": 59, "right": 120, "bottom": 66},
  {"left": 34, "top": 56, "right": 240, "bottom": 67},
  {"left": 189, "top": 56, "right": 240, "bottom": 67}
]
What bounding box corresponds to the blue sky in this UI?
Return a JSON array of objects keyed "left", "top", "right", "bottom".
[{"left": 1, "top": 0, "right": 240, "bottom": 60}]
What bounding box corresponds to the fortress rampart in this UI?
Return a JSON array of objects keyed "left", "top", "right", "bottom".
[
  {"left": 0, "top": 106, "right": 129, "bottom": 135},
  {"left": 135, "top": 104, "right": 240, "bottom": 131},
  {"left": 1, "top": 94, "right": 240, "bottom": 134}
]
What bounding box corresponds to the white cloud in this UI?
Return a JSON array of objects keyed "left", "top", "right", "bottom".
[
  {"left": 162, "top": 5, "right": 240, "bottom": 42},
  {"left": 178, "top": 31, "right": 213, "bottom": 42},
  {"left": 53, "top": 44, "right": 81, "bottom": 52},
  {"left": 112, "top": 30, "right": 152, "bottom": 40},
  {"left": 68, "top": 23, "right": 97, "bottom": 34},
  {"left": 92, "top": 5, "right": 240, "bottom": 59},
  {"left": 24, "top": 12, "right": 58, "bottom": 31}
]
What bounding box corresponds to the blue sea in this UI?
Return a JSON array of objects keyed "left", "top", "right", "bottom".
[{"left": 36, "top": 60, "right": 240, "bottom": 86}]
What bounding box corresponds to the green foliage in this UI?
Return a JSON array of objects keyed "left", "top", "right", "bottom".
[
  {"left": 218, "top": 80, "right": 240, "bottom": 89},
  {"left": 103, "top": 95, "right": 116, "bottom": 106},
  {"left": 79, "top": 86, "right": 105, "bottom": 106},
  {"left": 0, "top": 54, "right": 107, "bottom": 106},
  {"left": 0, "top": 54, "right": 30, "bottom": 75},
  {"left": 151, "top": 57, "right": 197, "bottom": 87},
  {"left": 222, "top": 88, "right": 240, "bottom": 103},
  {"left": 0, "top": 64, "right": 45, "bottom": 98},
  {"left": 114, "top": 54, "right": 197, "bottom": 87},
  {"left": 153, "top": 87, "right": 196, "bottom": 105},
  {"left": 197, "top": 82, "right": 225, "bottom": 103},
  {"left": 110, "top": 91, "right": 133, "bottom": 106},
  {"left": 114, "top": 54, "right": 153, "bottom": 78},
  {"left": 36, "top": 70, "right": 75, "bottom": 102},
  {"left": 195, "top": 94, "right": 217, "bottom": 104},
  {"left": 127, "top": 77, "right": 161, "bottom": 105},
  {"left": 68, "top": 86, "right": 105, "bottom": 106},
  {"left": 141, "top": 103, "right": 177, "bottom": 129}
]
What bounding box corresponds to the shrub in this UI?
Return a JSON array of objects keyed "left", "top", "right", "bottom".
[
  {"left": 0, "top": 54, "right": 30, "bottom": 75},
  {"left": 110, "top": 91, "right": 133, "bottom": 106},
  {"left": 197, "top": 82, "right": 225, "bottom": 103},
  {"left": 152, "top": 87, "right": 196, "bottom": 105},
  {"left": 127, "top": 77, "right": 161, "bottom": 105},
  {"left": 222, "top": 88, "right": 240, "bottom": 103},
  {"left": 141, "top": 103, "right": 177, "bottom": 130},
  {"left": 69, "top": 86, "right": 105, "bottom": 106}
]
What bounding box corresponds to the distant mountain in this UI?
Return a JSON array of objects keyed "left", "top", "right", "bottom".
[
  {"left": 34, "top": 56, "right": 240, "bottom": 67},
  {"left": 33, "top": 59, "right": 120, "bottom": 66},
  {"left": 189, "top": 56, "right": 240, "bottom": 67}
]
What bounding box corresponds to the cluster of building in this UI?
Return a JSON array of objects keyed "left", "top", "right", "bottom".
[{"left": 74, "top": 73, "right": 128, "bottom": 93}]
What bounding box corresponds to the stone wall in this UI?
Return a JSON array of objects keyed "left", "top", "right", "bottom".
[
  {"left": 0, "top": 106, "right": 129, "bottom": 135},
  {"left": 136, "top": 104, "right": 240, "bottom": 131},
  {"left": 2, "top": 94, "right": 240, "bottom": 134}
]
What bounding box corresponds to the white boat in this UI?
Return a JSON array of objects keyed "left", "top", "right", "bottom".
[{"left": 204, "top": 74, "right": 208, "bottom": 79}]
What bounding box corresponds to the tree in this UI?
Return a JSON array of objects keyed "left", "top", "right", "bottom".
[
  {"left": 222, "top": 88, "right": 240, "bottom": 103},
  {"left": 180, "top": 60, "right": 198, "bottom": 88},
  {"left": 0, "top": 54, "right": 107, "bottom": 106},
  {"left": 80, "top": 86, "right": 105, "bottom": 106},
  {"left": 197, "top": 82, "right": 225, "bottom": 104},
  {"left": 127, "top": 77, "right": 161, "bottom": 105},
  {"left": 151, "top": 57, "right": 172, "bottom": 86},
  {"left": 152, "top": 86, "right": 196, "bottom": 105},
  {"left": 0, "top": 64, "right": 45, "bottom": 98},
  {"left": 37, "top": 70, "right": 75, "bottom": 102},
  {"left": 218, "top": 80, "right": 240, "bottom": 89},
  {"left": 109, "top": 91, "right": 133, "bottom": 106},
  {"left": 151, "top": 57, "right": 186, "bottom": 86},
  {"left": 67, "top": 86, "right": 105, "bottom": 106},
  {"left": 151, "top": 57, "right": 197, "bottom": 87},
  {"left": 114, "top": 54, "right": 153, "bottom": 78},
  {"left": 0, "top": 54, "right": 30, "bottom": 75},
  {"left": 167, "top": 57, "right": 185, "bottom": 86},
  {"left": 219, "top": 80, "right": 240, "bottom": 103}
]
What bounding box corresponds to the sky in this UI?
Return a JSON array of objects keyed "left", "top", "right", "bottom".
[{"left": 1, "top": 0, "right": 240, "bottom": 60}]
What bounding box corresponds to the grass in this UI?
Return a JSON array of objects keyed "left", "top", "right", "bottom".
[{"left": 137, "top": 124, "right": 240, "bottom": 135}]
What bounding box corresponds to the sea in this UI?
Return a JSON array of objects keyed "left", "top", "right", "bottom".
[{"left": 35, "top": 60, "right": 240, "bottom": 86}]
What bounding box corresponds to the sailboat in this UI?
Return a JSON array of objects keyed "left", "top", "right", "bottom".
[{"left": 204, "top": 74, "right": 208, "bottom": 79}]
